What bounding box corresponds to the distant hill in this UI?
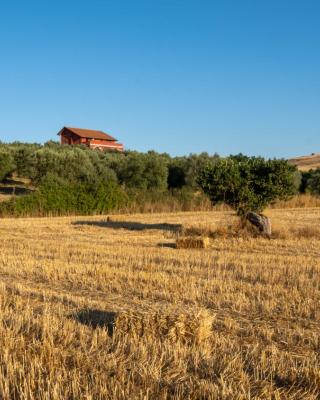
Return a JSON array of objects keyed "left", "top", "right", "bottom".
[{"left": 288, "top": 153, "right": 320, "bottom": 171}]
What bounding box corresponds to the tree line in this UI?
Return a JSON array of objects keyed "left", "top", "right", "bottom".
[
  {"left": 0, "top": 141, "right": 218, "bottom": 215},
  {"left": 0, "top": 141, "right": 317, "bottom": 217}
]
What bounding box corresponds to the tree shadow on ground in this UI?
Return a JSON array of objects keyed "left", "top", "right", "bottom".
[
  {"left": 73, "top": 220, "right": 182, "bottom": 232},
  {"left": 71, "top": 309, "right": 117, "bottom": 335}
]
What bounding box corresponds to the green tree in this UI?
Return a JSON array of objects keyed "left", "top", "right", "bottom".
[
  {"left": 305, "top": 169, "right": 320, "bottom": 195},
  {"left": 0, "top": 149, "right": 15, "bottom": 181},
  {"left": 168, "top": 162, "right": 187, "bottom": 189},
  {"left": 184, "top": 152, "right": 219, "bottom": 188},
  {"left": 13, "top": 147, "right": 36, "bottom": 178},
  {"left": 197, "top": 156, "right": 297, "bottom": 235},
  {"left": 116, "top": 151, "right": 168, "bottom": 190},
  {"left": 167, "top": 153, "right": 220, "bottom": 189}
]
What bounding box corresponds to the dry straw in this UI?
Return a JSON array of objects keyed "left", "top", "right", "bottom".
[
  {"left": 116, "top": 309, "right": 215, "bottom": 345},
  {"left": 176, "top": 236, "right": 210, "bottom": 249},
  {"left": 0, "top": 209, "right": 319, "bottom": 398}
]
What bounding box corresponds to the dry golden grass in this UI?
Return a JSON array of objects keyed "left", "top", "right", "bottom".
[
  {"left": 176, "top": 236, "right": 210, "bottom": 249},
  {"left": 0, "top": 193, "right": 11, "bottom": 202},
  {"left": 289, "top": 153, "right": 320, "bottom": 171},
  {"left": 180, "top": 214, "right": 320, "bottom": 241},
  {"left": 180, "top": 218, "right": 260, "bottom": 239},
  {"left": 0, "top": 209, "right": 320, "bottom": 399},
  {"left": 272, "top": 194, "right": 320, "bottom": 209}
]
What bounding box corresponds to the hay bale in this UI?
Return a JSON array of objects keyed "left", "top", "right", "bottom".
[
  {"left": 176, "top": 236, "right": 209, "bottom": 249},
  {"left": 115, "top": 309, "right": 214, "bottom": 345}
]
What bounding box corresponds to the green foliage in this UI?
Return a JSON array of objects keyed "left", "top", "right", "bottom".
[
  {"left": 168, "top": 153, "right": 220, "bottom": 189},
  {"left": 0, "top": 149, "right": 15, "bottom": 181},
  {"left": 1, "top": 142, "right": 221, "bottom": 192},
  {"left": 292, "top": 170, "right": 302, "bottom": 193},
  {"left": 115, "top": 151, "right": 168, "bottom": 190},
  {"left": 300, "top": 171, "right": 313, "bottom": 193},
  {"left": 124, "top": 187, "right": 211, "bottom": 213},
  {"left": 0, "top": 173, "right": 126, "bottom": 217},
  {"left": 168, "top": 164, "right": 186, "bottom": 189},
  {"left": 197, "top": 156, "right": 297, "bottom": 215},
  {"left": 0, "top": 143, "right": 175, "bottom": 216},
  {"left": 1, "top": 140, "right": 306, "bottom": 217},
  {"left": 15, "top": 146, "right": 117, "bottom": 186},
  {"left": 304, "top": 169, "right": 320, "bottom": 195},
  {"left": 167, "top": 157, "right": 188, "bottom": 189},
  {"left": 0, "top": 141, "right": 306, "bottom": 217},
  {"left": 13, "top": 147, "right": 36, "bottom": 178}
]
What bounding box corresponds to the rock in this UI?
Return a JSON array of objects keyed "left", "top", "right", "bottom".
[{"left": 246, "top": 212, "right": 272, "bottom": 237}]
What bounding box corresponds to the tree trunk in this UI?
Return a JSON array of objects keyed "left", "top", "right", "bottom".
[{"left": 246, "top": 212, "right": 272, "bottom": 237}]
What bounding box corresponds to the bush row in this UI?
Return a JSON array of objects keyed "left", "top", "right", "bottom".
[
  {"left": 0, "top": 174, "right": 126, "bottom": 217},
  {"left": 0, "top": 141, "right": 317, "bottom": 217},
  {"left": 0, "top": 141, "right": 220, "bottom": 190}
]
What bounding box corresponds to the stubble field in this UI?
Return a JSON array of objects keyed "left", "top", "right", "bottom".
[{"left": 0, "top": 209, "right": 319, "bottom": 399}]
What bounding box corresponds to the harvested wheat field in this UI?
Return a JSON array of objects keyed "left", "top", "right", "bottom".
[{"left": 0, "top": 209, "right": 320, "bottom": 399}]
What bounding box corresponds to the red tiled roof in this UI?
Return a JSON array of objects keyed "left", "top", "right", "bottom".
[{"left": 60, "top": 126, "right": 117, "bottom": 141}]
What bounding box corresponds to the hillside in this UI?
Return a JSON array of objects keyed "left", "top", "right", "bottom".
[{"left": 288, "top": 153, "right": 320, "bottom": 171}]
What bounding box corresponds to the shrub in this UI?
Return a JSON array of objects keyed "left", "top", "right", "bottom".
[
  {"left": 0, "top": 149, "right": 15, "bottom": 181},
  {"left": 0, "top": 174, "right": 126, "bottom": 217},
  {"left": 168, "top": 158, "right": 188, "bottom": 189},
  {"left": 305, "top": 169, "right": 320, "bottom": 195}
]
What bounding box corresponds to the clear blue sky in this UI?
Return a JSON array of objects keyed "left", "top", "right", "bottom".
[{"left": 0, "top": 0, "right": 319, "bottom": 158}]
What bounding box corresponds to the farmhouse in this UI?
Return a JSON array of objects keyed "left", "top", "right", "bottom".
[{"left": 58, "top": 126, "right": 124, "bottom": 151}]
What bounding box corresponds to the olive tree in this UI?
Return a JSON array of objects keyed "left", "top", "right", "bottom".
[
  {"left": 197, "top": 156, "right": 297, "bottom": 236},
  {"left": 115, "top": 151, "right": 168, "bottom": 191}
]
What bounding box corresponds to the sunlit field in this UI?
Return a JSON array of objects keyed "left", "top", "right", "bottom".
[{"left": 0, "top": 208, "right": 319, "bottom": 399}]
